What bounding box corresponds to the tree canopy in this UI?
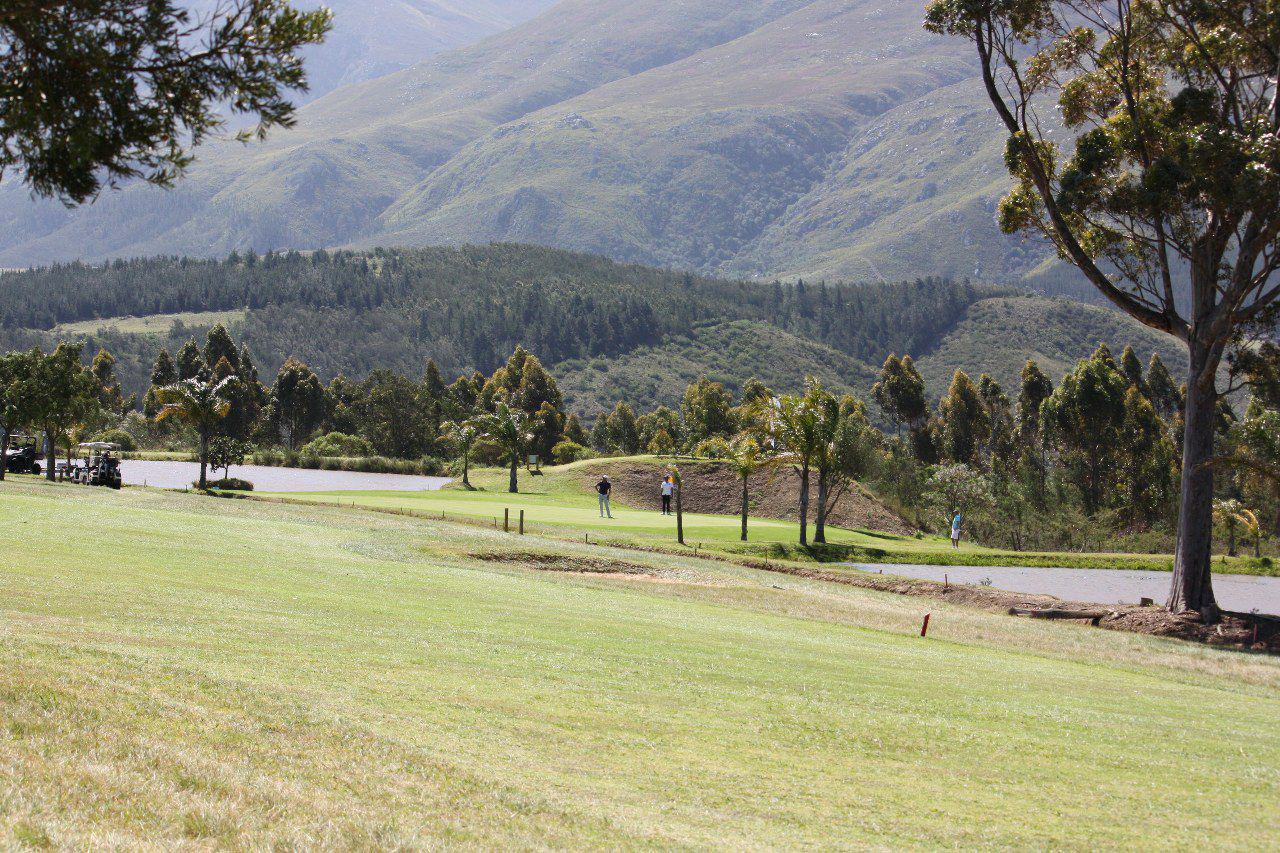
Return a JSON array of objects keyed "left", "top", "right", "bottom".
[{"left": 0, "top": 0, "right": 331, "bottom": 203}]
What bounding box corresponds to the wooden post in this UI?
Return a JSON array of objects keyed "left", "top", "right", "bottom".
[
  {"left": 504, "top": 508, "right": 509, "bottom": 533},
  {"left": 920, "top": 614, "right": 931, "bottom": 637},
  {"left": 519, "top": 510, "right": 525, "bottom": 535}
]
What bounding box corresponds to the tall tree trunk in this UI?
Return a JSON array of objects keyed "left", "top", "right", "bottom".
[
  {"left": 0, "top": 429, "right": 8, "bottom": 481},
  {"left": 814, "top": 466, "right": 829, "bottom": 544},
  {"left": 462, "top": 451, "right": 471, "bottom": 488},
  {"left": 1167, "top": 345, "right": 1219, "bottom": 619},
  {"left": 508, "top": 452, "right": 518, "bottom": 493},
  {"left": 676, "top": 481, "right": 685, "bottom": 545},
  {"left": 45, "top": 431, "right": 56, "bottom": 481},
  {"left": 798, "top": 460, "right": 810, "bottom": 546},
  {"left": 198, "top": 428, "right": 209, "bottom": 490},
  {"left": 740, "top": 472, "right": 749, "bottom": 542}
]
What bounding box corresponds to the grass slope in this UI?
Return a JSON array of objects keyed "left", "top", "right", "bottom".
[
  {"left": 914, "top": 295, "right": 1190, "bottom": 397},
  {"left": 556, "top": 319, "right": 879, "bottom": 418},
  {"left": 52, "top": 309, "right": 247, "bottom": 337},
  {"left": 2, "top": 480, "right": 1278, "bottom": 847}
]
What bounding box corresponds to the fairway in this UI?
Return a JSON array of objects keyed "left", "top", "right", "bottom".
[
  {"left": 260, "top": 461, "right": 1275, "bottom": 575},
  {"left": 259, "top": 457, "right": 1018, "bottom": 550},
  {"left": 2, "top": 480, "right": 1278, "bottom": 848}
]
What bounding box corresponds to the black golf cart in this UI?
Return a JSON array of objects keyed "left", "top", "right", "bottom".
[{"left": 3, "top": 434, "right": 42, "bottom": 476}]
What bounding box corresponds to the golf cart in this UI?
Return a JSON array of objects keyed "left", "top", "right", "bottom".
[
  {"left": 72, "top": 442, "right": 123, "bottom": 489},
  {"left": 3, "top": 434, "right": 42, "bottom": 476}
]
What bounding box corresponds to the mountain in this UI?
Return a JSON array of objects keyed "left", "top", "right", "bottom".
[
  {"left": 194, "top": 0, "right": 559, "bottom": 107},
  {"left": 0, "top": 246, "right": 1190, "bottom": 420},
  {"left": 0, "top": 0, "right": 1063, "bottom": 290}
]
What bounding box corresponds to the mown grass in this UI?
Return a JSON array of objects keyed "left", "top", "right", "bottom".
[
  {"left": 1, "top": 479, "right": 1278, "bottom": 848},
  {"left": 262, "top": 458, "right": 1277, "bottom": 576}
]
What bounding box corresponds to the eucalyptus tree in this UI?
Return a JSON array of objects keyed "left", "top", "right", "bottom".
[
  {"left": 0, "top": 350, "right": 37, "bottom": 481},
  {"left": 926, "top": 0, "right": 1280, "bottom": 616},
  {"left": 814, "top": 398, "right": 884, "bottom": 545},
  {"left": 270, "top": 358, "right": 326, "bottom": 451},
  {"left": 939, "top": 371, "right": 990, "bottom": 467},
  {"left": 154, "top": 377, "right": 235, "bottom": 490},
  {"left": 873, "top": 354, "right": 928, "bottom": 438},
  {"left": 1041, "top": 348, "right": 1130, "bottom": 514},
  {"left": 22, "top": 344, "right": 101, "bottom": 481}
]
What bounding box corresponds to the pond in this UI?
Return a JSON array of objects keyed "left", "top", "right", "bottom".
[
  {"left": 120, "top": 459, "right": 452, "bottom": 493},
  {"left": 847, "top": 563, "right": 1280, "bottom": 617}
]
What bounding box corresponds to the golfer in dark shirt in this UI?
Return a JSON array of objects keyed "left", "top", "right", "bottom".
[{"left": 596, "top": 476, "right": 613, "bottom": 518}]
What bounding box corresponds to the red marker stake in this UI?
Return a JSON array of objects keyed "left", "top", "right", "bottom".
[{"left": 921, "top": 613, "right": 931, "bottom": 638}]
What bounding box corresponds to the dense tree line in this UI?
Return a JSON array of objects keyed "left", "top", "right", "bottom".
[{"left": 0, "top": 246, "right": 994, "bottom": 395}]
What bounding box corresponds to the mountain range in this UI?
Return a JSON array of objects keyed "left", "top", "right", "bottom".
[{"left": 0, "top": 0, "right": 1063, "bottom": 292}]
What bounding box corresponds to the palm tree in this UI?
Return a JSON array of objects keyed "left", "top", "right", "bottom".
[
  {"left": 726, "top": 435, "right": 767, "bottom": 542},
  {"left": 1212, "top": 499, "right": 1243, "bottom": 558},
  {"left": 154, "top": 377, "right": 233, "bottom": 490},
  {"left": 443, "top": 421, "right": 480, "bottom": 489},
  {"left": 1240, "top": 508, "right": 1263, "bottom": 559},
  {"left": 473, "top": 401, "right": 529, "bottom": 493},
  {"left": 760, "top": 380, "right": 828, "bottom": 546}
]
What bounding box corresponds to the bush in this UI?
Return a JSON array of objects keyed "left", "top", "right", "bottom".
[
  {"left": 94, "top": 428, "right": 137, "bottom": 452},
  {"left": 552, "top": 440, "right": 591, "bottom": 465},
  {"left": 250, "top": 449, "right": 444, "bottom": 476},
  {"left": 471, "top": 436, "right": 508, "bottom": 467},
  {"left": 207, "top": 477, "right": 254, "bottom": 491},
  {"left": 694, "top": 436, "right": 732, "bottom": 459},
  {"left": 300, "top": 431, "right": 375, "bottom": 458}
]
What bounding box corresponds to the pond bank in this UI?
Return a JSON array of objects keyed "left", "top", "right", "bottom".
[
  {"left": 120, "top": 460, "right": 452, "bottom": 493},
  {"left": 847, "top": 563, "right": 1280, "bottom": 616}
]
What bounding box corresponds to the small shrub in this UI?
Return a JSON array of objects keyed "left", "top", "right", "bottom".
[
  {"left": 694, "top": 436, "right": 732, "bottom": 459},
  {"left": 552, "top": 440, "right": 591, "bottom": 464},
  {"left": 300, "top": 431, "right": 375, "bottom": 458},
  {"left": 208, "top": 477, "right": 253, "bottom": 491},
  {"left": 250, "top": 449, "right": 443, "bottom": 476},
  {"left": 94, "top": 428, "right": 137, "bottom": 452}
]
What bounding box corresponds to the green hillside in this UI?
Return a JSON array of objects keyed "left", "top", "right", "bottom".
[
  {"left": 0, "top": 0, "right": 1060, "bottom": 290},
  {"left": 0, "top": 247, "right": 985, "bottom": 409},
  {"left": 0, "top": 246, "right": 1197, "bottom": 417},
  {"left": 556, "top": 320, "right": 879, "bottom": 418},
  {"left": 914, "top": 296, "right": 1190, "bottom": 398}
]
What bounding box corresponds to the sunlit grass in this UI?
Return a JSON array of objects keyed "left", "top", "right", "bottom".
[{"left": 2, "top": 479, "right": 1277, "bottom": 847}]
